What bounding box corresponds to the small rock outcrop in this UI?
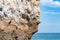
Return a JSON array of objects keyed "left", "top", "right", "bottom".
[{"left": 0, "top": 0, "right": 40, "bottom": 40}]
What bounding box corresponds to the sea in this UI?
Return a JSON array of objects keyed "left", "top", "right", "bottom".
[{"left": 31, "top": 33, "right": 60, "bottom": 40}]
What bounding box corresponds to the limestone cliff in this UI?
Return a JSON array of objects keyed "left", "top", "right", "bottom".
[{"left": 0, "top": 0, "right": 40, "bottom": 40}]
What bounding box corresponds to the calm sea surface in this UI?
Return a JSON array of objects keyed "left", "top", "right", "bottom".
[{"left": 31, "top": 33, "right": 60, "bottom": 40}]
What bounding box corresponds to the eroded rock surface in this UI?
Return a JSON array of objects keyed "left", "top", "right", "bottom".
[{"left": 0, "top": 0, "right": 40, "bottom": 40}]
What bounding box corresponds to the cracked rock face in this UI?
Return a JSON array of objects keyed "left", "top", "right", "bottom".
[{"left": 0, "top": 0, "right": 40, "bottom": 40}]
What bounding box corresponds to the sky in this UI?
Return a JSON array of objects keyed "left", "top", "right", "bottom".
[{"left": 38, "top": 0, "right": 60, "bottom": 33}]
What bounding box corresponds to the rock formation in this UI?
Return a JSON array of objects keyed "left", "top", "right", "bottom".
[{"left": 0, "top": 0, "right": 40, "bottom": 40}]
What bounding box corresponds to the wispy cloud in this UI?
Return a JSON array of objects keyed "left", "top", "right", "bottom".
[
  {"left": 41, "top": 10, "right": 60, "bottom": 15},
  {"left": 40, "top": 0, "right": 60, "bottom": 14},
  {"left": 41, "top": 0, "right": 60, "bottom": 7}
]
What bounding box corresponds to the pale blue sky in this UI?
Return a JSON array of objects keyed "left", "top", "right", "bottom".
[{"left": 38, "top": 0, "right": 60, "bottom": 33}]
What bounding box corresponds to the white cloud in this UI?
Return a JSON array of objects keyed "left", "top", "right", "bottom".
[
  {"left": 41, "top": 0, "right": 60, "bottom": 7},
  {"left": 41, "top": 10, "right": 60, "bottom": 15},
  {"left": 40, "top": 0, "right": 60, "bottom": 15}
]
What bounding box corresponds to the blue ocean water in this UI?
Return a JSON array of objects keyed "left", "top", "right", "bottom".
[{"left": 31, "top": 33, "right": 60, "bottom": 40}]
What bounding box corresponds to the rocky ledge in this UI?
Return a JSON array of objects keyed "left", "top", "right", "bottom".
[{"left": 0, "top": 0, "right": 40, "bottom": 40}]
